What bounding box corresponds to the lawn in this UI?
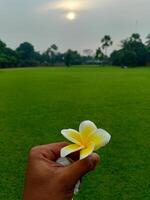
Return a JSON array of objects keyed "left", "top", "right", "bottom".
[{"left": 0, "top": 66, "right": 149, "bottom": 200}]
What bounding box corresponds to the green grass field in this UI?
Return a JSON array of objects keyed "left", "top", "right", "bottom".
[{"left": 0, "top": 67, "right": 150, "bottom": 200}]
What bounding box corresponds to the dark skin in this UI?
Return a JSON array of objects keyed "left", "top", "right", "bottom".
[{"left": 23, "top": 142, "right": 100, "bottom": 200}]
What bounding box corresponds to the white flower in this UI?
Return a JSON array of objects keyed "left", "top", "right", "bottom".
[{"left": 61, "top": 120, "right": 111, "bottom": 160}]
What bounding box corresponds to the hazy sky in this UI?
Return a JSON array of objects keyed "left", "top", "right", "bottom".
[{"left": 0, "top": 0, "right": 150, "bottom": 53}]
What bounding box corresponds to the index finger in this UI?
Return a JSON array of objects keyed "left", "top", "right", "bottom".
[{"left": 30, "top": 142, "right": 68, "bottom": 161}]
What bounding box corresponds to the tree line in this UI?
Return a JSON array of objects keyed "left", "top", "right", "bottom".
[{"left": 0, "top": 33, "right": 150, "bottom": 68}]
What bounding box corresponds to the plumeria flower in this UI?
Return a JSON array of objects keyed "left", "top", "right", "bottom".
[{"left": 61, "top": 120, "right": 111, "bottom": 160}]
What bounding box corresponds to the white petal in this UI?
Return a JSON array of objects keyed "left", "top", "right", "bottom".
[
  {"left": 61, "top": 144, "right": 83, "bottom": 158},
  {"left": 79, "top": 120, "right": 97, "bottom": 139},
  {"left": 79, "top": 120, "right": 97, "bottom": 132},
  {"left": 56, "top": 157, "right": 72, "bottom": 166},
  {"left": 80, "top": 143, "right": 95, "bottom": 160},
  {"left": 61, "top": 129, "right": 82, "bottom": 145},
  {"left": 93, "top": 128, "right": 111, "bottom": 150}
]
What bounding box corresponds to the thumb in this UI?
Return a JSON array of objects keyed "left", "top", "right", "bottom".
[{"left": 65, "top": 153, "right": 100, "bottom": 184}]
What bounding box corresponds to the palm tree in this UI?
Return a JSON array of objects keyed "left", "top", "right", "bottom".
[
  {"left": 46, "top": 44, "right": 58, "bottom": 65},
  {"left": 101, "top": 35, "right": 113, "bottom": 56}
]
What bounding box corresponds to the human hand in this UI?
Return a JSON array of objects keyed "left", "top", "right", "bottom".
[{"left": 23, "top": 142, "right": 100, "bottom": 200}]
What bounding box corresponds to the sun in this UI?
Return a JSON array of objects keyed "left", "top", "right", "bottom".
[{"left": 66, "top": 12, "right": 76, "bottom": 20}]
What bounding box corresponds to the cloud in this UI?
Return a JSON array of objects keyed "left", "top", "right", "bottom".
[
  {"left": 0, "top": 0, "right": 150, "bottom": 52},
  {"left": 41, "top": 0, "right": 102, "bottom": 12}
]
